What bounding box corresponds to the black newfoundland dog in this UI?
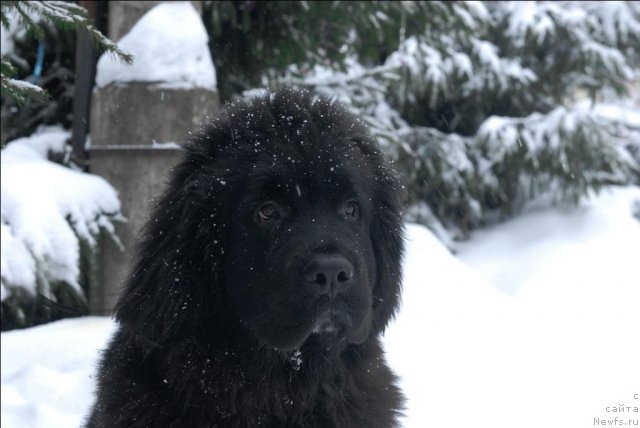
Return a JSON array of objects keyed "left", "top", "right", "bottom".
[{"left": 86, "top": 89, "right": 406, "bottom": 428}]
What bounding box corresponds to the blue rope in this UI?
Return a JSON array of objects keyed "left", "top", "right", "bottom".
[{"left": 31, "top": 41, "right": 45, "bottom": 84}]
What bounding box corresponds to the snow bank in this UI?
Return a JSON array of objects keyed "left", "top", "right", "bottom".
[
  {"left": 95, "top": 2, "right": 216, "bottom": 89},
  {"left": 384, "top": 224, "right": 516, "bottom": 427},
  {"left": 1, "top": 126, "right": 121, "bottom": 301},
  {"left": 387, "top": 185, "right": 640, "bottom": 428},
  {"left": 1, "top": 317, "right": 117, "bottom": 428},
  {"left": 2, "top": 186, "right": 639, "bottom": 427}
]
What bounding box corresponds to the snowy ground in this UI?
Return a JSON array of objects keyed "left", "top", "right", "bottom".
[
  {"left": 2, "top": 186, "right": 639, "bottom": 428},
  {"left": 385, "top": 185, "right": 640, "bottom": 427}
]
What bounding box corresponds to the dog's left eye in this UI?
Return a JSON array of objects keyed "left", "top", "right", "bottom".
[
  {"left": 256, "top": 202, "right": 280, "bottom": 223},
  {"left": 343, "top": 200, "right": 359, "bottom": 220}
]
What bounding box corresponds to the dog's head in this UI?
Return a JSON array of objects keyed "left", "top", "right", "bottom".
[{"left": 115, "top": 89, "right": 405, "bottom": 351}]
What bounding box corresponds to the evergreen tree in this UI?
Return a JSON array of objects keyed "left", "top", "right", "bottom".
[
  {"left": 1, "top": 20, "right": 77, "bottom": 144},
  {"left": 229, "top": 1, "right": 639, "bottom": 242},
  {"left": 1, "top": 2, "right": 129, "bottom": 327},
  {"left": 1, "top": 0, "right": 131, "bottom": 105}
]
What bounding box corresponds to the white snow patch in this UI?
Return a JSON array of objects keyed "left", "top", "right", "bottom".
[
  {"left": 5, "top": 78, "right": 45, "bottom": 93},
  {"left": 0, "top": 19, "right": 16, "bottom": 57},
  {"left": 385, "top": 185, "right": 640, "bottom": 427},
  {"left": 1, "top": 127, "right": 121, "bottom": 301},
  {"left": 3, "top": 125, "right": 69, "bottom": 159},
  {"left": 588, "top": 102, "right": 640, "bottom": 127},
  {"left": 0, "top": 8, "right": 28, "bottom": 58},
  {"left": 95, "top": 2, "right": 216, "bottom": 89},
  {"left": 1, "top": 317, "right": 117, "bottom": 428}
]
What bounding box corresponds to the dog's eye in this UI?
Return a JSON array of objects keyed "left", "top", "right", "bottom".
[
  {"left": 256, "top": 202, "right": 280, "bottom": 223},
  {"left": 343, "top": 200, "right": 359, "bottom": 220}
]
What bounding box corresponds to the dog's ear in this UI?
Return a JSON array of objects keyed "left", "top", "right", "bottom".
[
  {"left": 354, "top": 137, "right": 406, "bottom": 333},
  {"left": 114, "top": 141, "right": 234, "bottom": 343}
]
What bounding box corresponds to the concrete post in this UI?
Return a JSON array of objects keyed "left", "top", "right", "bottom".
[{"left": 88, "top": 2, "right": 218, "bottom": 314}]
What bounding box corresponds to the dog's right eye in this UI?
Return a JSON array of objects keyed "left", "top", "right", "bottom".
[{"left": 256, "top": 202, "right": 280, "bottom": 223}]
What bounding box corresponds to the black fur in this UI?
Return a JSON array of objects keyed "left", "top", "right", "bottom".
[{"left": 86, "top": 89, "right": 406, "bottom": 428}]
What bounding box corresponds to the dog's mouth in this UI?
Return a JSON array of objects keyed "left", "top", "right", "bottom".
[
  {"left": 311, "top": 297, "right": 353, "bottom": 335},
  {"left": 312, "top": 310, "right": 344, "bottom": 334}
]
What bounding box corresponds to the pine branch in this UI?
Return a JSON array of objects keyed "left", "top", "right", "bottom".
[
  {"left": 1, "top": 1, "right": 132, "bottom": 104},
  {"left": 11, "top": 1, "right": 133, "bottom": 64},
  {"left": 0, "top": 59, "right": 49, "bottom": 104}
]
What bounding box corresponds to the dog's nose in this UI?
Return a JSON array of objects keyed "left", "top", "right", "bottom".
[{"left": 304, "top": 256, "right": 354, "bottom": 296}]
